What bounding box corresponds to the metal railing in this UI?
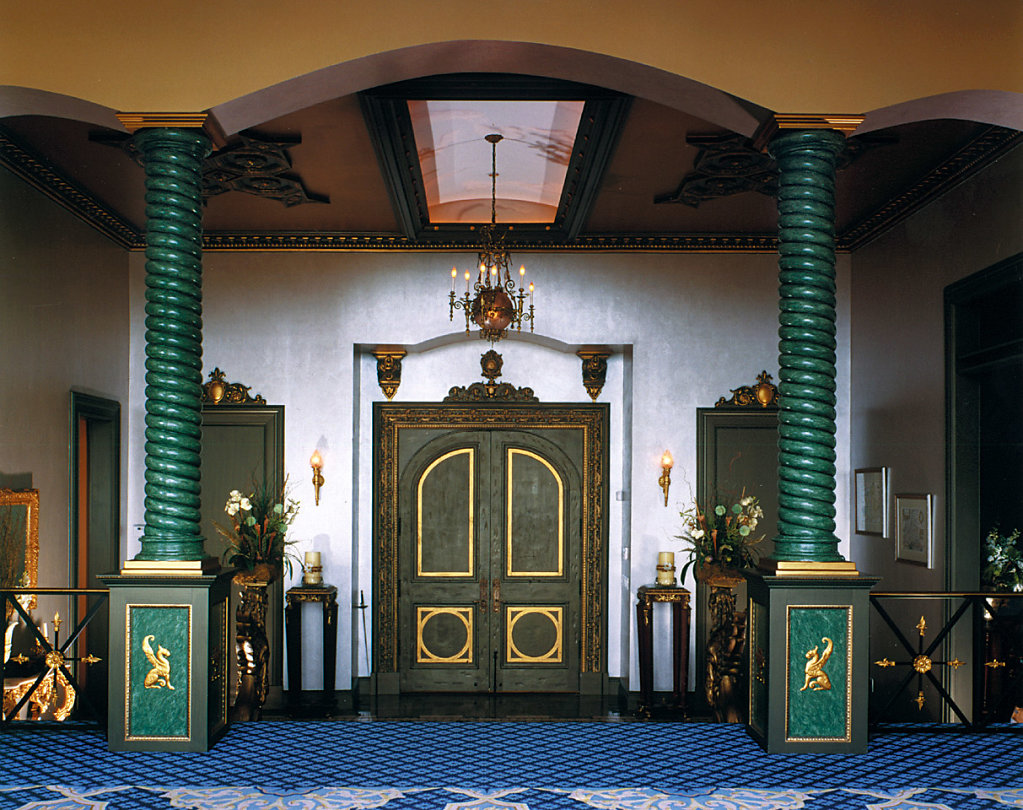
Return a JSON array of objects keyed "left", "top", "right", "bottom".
[
  {"left": 2, "top": 587, "right": 109, "bottom": 727},
  {"left": 869, "top": 591, "right": 1023, "bottom": 730}
]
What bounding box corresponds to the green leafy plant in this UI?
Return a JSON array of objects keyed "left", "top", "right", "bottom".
[
  {"left": 215, "top": 479, "right": 300, "bottom": 580},
  {"left": 678, "top": 491, "right": 765, "bottom": 581},
  {"left": 982, "top": 526, "right": 1023, "bottom": 592}
]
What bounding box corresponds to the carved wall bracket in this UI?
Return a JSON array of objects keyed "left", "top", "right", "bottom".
[
  {"left": 201, "top": 368, "right": 267, "bottom": 405},
  {"left": 444, "top": 350, "right": 538, "bottom": 402},
  {"left": 577, "top": 348, "right": 612, "bottom": 401},
  {"left": 372, "top": 349, "right": 406, "bottom": 400},
  {"left": 714, "top": 370, "right": 779, "bottom": 409}
]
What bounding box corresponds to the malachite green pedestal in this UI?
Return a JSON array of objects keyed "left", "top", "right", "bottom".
[
  {"left": 100, "top": 570, "right": 232, "bottom": 751},
  {"left": 745, "top": 570, "right": 879, "bottom": 753}
]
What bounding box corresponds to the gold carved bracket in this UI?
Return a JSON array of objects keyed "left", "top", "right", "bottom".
[
  {"left": 577, "top": 348, "right": 612, "bottom": 401},
  {"left": 715, "top": 370, "right": 779, "bottom": 409},
  {"left": 201, "top": 368, "right": 267, "bottom": 405},
  {"left": 372, "top": 348, "right": 406, "bottom": 400},
  {"left": 444, "top": 350, "right": 538, "bottom": 403}
]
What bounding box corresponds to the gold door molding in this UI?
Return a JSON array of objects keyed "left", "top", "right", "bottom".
[
  {"left": 374, "top": 402, "right": 609, "bottom": 675},
  {"left": 417, "top": 448, "right": 475, "bottom": 577},
  {"left": 506, "top": 606, "right": 564, "bottom": 664},
  {"left": 506, "top": 448, "right": 563, "bottom": 578},
  {"left": 416, "top": 607, "right": 473, "bottom": 664}
]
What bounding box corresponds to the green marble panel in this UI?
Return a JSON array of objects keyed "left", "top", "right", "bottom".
[
  {"left": 127, "top": 605, "right": 191, "bottom": 739},
  {"left": 748, "top": 598, "right": 768, "bottom": 736},
  {"left": 786, "top": 605, "right": 850, "bottom": 741}
]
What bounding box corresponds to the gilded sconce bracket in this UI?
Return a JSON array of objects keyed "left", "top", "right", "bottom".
[
  {"left": 372, "top": 348, "right": 407, "bottom": 400},
  {"left": 201, "top": 368, "right": 267, "bottom": 405},
  {"left": 577, "top": 348, "right": 612, "bottom": 401},
  {"left": 715, "top": 370, "right": 779, "bottom": 409}
]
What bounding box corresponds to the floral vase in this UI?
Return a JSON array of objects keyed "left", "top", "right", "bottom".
[{"left": 231, "top": 565, "right": 276, "bottom": 721}]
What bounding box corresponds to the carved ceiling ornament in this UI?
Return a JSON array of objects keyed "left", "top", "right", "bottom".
[
  {"left": 444, "top": 349, "right": 538, "bottom": 403},
  {"left": 715, "top": 370, "right": 779, "bottom": 409},
  {"left": 656, "top": 132, "right": 897, "bottom": 208},
  {"left": 201, "top": 367, "right": 267, "bottom": 405}
]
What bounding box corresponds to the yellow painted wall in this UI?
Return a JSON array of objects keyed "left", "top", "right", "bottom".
[{"left": 2, "top": 0, "right": 1021, "bottom": 113}]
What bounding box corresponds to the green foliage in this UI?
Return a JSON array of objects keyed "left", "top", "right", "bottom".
[
  {"left": 982, "top": 526, "right": 1023, "bottom": 592},
  {"left": 215, "top": 478, "right": 300, "bottom": 579},
  {"left": 678, "top": 491, "right": 765, "bottom": 580}
]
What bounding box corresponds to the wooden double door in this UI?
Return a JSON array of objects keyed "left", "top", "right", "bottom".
[{"left": 398, "top": 427, "right": 583, "bottom": 693}]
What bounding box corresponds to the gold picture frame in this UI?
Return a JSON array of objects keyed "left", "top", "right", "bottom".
[{"left": 1, "top": 488, "right": 40, "bottom": 611}]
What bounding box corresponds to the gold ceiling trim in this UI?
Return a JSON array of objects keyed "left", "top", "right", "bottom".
[{"left": 116, "top": 112, "right": 209, "bottom": 133}]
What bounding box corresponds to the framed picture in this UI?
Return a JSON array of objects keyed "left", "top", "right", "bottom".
[
  {"left": 895, "top": 493, "right": 933, "bottom": 566},
  {"left": 854, "top": 467, "right": 888, "bottom": 537},
  {"left": 0, "top": 488, "right": 40, "bottom": 611}
]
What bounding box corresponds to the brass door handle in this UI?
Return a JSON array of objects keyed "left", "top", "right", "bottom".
[
  {"left": 475, "top": 577, "right": 488, "bottom": 613},
  {"left": 492, "top": 579, "right": 501, "bottom": 613}
]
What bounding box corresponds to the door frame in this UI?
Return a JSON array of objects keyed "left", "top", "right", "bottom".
[{"left": 373, "top": 401, "right": 609, "bottom": 694}]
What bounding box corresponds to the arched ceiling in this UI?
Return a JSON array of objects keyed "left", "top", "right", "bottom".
[{"left": 3, "top": 0, "right": 1022, "bottom": 114}]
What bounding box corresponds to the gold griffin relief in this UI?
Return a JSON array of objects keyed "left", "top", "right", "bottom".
[
  {"left": 800, "top": 637, "right": 834, "bottom": 691},
  {"left": 142, "top": 634, "right": 174, "bottom": 690}
]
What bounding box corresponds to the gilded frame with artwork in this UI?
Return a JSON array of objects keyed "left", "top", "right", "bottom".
[
  {"left": 0, "top": 488, "right": 40, "bottom": 610},
  {"left": 895, "top": 493, "right": 933, "bottom": 567}
]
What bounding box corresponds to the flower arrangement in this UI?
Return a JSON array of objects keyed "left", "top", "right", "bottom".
[
  {"left": 678, "top": 491, "right": 765, "bottom": 581},
  {"left": 215, "top": 479, "right": 300, "bottom": 581},
  {"left": 982, "top": 526, "right": 1023, "bottom": 592}
]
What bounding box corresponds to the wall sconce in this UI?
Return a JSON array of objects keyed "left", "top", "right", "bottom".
[
  {"left": 658, "top": 450, "right": 673, "bottom": 507},
  {"left": 310, "top": 450, "right": 325, "bottom": 506}
]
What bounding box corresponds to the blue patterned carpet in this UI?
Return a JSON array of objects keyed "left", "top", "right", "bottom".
[{"left": 1, "top": 721, "right": 1021, "bottom": 809}]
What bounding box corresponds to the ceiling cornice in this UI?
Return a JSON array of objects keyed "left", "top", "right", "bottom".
[{"left": 1, "top": 125, "right": 1018, "bottom": 255}]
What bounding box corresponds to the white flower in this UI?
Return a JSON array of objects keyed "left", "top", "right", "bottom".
[
  {"left": 692, "top": 529, "right": 705, "bottom": 539},
  {"left": 229, "top": 490, "right": 242, "bottom": 501},
  {"left": 741, "top": 496, "right": 753, "bottom": 506},
  {"left": 239, "top": 498, "right": 252, "bottom": 511},
  {"left": 226, "top": 502, "right": 239, "bottom": 516}
]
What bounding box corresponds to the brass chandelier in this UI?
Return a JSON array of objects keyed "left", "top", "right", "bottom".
[{"left": 449, "top": 133, "right": 535, "bottom": 343}]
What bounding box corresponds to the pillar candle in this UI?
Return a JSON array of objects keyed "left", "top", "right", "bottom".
[
  {"left": 658, "top": 551, "right": 674, "bottom": 567},
  {"left": 304, "top": 551, "right": 321, "bottom": 568}
]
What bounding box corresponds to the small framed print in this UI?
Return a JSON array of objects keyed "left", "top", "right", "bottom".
[
  {"left": 854, "top": 467, "right": 888, "bottom": 537},
  {"left": 896, "top": 493, "right": 933, "bottom": 566}
]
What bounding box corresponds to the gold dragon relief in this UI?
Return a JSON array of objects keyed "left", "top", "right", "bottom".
[
  {"left": 800, "top": 636, "right": 834, "bottom": 692},
  {"left": 142, "top": 634, "right": 174, "bottom": 690}
]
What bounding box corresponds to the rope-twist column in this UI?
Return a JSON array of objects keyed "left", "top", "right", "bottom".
[
  {"left": 134, "top": 128, "right": 210, "bottom": 561},
  {"left": 769, "top": 129, "right": 845, "bottom": 562}
]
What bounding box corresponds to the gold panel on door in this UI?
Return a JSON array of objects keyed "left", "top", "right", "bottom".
[
  {"left": 416, "top": 607, "right": 474, "bottom": 664},
  {"left": 506, "top": 606, "right": 563, "bottom": 664},
  {"left": 506, "top": 449, "right": 563, "bottom": 577},
  {"left": 417, "top": 448, "right": 474, "bottom": 577}
]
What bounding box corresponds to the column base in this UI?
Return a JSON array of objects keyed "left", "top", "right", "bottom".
[
  {"left": 744, "top": 569, "right": 878, "bottom": 753},
  {"left": 100, "top": 570, "right": 233, "bottom": 751}
]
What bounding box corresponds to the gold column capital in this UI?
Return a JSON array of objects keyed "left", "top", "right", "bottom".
[
  {"left": 752, "top": 113, "right": 865, "bottom": 151},
  {"left": 116, "top": 112, "right": 209, "bottom": 134}
]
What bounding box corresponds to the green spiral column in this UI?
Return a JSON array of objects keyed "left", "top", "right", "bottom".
[
  {"left": 768, "top": 128, "right": 846, "bottom": 564},
  {"left": 134, "top": 128, "right": 211, "bottom": 561}
]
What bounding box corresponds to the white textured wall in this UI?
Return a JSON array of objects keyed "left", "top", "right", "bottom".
[
  {"left": 125, "top": 248, "right": 854, "bottom": 690},
  {"left": 848, "top": 143, "right": 1023, "bottom": 590},
  {"left": 0, "top": 166, "right": 130, "bottom": 591}
]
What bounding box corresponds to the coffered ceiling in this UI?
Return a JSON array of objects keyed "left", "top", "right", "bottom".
[{"left": 0, "top": 73, "right": 1018, "bottom": 253}]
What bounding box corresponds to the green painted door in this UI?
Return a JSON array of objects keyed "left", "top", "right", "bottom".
[{"left": 398, "top": 428, "right": 582, "bottom": 693}]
